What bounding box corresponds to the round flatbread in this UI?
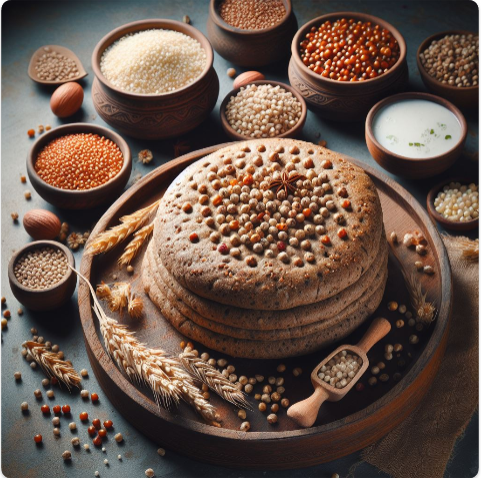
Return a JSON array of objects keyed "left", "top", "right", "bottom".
[
  {"left": 154, "top": 139, "right": 383, "bottom": 310},
  {"left": 144, "top": 269, "right": 387, "bottom": 359},
  {"left": 143, "top": 233, "right": 388, "bottom": 332}
]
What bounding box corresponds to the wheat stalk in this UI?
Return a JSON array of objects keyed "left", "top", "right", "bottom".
[
  {"left": 180, "top": 349, "right": 251, "bottom": 410},
  {"left": 118, "top": 222, "right": 155, "bottom": 267},
  {"left": 96, "top": 281, "right": 144, "bottom": 319},
  {"left": 86, "top": 200, "right": 160, "bottom": 256},
  {"left": 23, "top": 341, "right": 82, "bottom": 390},
  {"left": 445, "top": 235, "right": 479, "bottom": 262},
  {"left": 74, "top": 267, "right": 218, "bottom": 423},
  {"left": 389, "top": 242, "right": 436, "bottom": 326}
]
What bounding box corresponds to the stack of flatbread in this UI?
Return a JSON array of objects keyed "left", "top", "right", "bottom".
[{"left": 143, "top": 139, "right": 387, "bottom": 359}]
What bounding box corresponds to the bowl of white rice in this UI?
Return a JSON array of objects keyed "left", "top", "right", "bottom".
[{"left": 92, "top": 19, "right": 219, "bottom": 140}]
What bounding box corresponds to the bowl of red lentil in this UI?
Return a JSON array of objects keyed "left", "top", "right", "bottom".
[
  {"left": 8, "top": 240, "right": 76, "bottom": 311},
  {"left": 220, "top": 80, "right": 307, "bottom": 140},
  {"left": 91, "top": 19, "right": 219, "bottom": 140},
  {"left": 207, "top": 0, "right": 298, "bottom": 67},
  {"left": 27, "top": 123, "right": 131, "bottom": 209},
  {"left": 288, "top": 12, "right": 408, "bottom": 122},
  {"left": 417, "top": 30, "right": 479, "bottom": 109}
]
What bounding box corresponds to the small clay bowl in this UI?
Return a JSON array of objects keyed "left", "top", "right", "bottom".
[
  {"left": 288, "top": 12, "right": 409, "bottom": 121},
  {"left": 365, "top": 92, "right": 467, "bottom": 179},
  {"left": 427, "top": 178, "right": 479, "bottom": 231},
  {"left": 220, "top": 80, "right": 307, "bottom": 140},
  {"left": 27, "top": 123, "right": 132, "bottom": 210},
  {"left": 92, "top": 19, "right": 219, "bottom": 140},
  {"left": 417, "top": 31, "right": 478, "bottom": 109},
  {"left": 8, "top": 241, "right": 77, "bottom": 311},
  {"left": 28, "top": 45, "right": 88, "bottom": 85},
  {"left": 206, "top": 0, "right": 298, "bottom": 67}
]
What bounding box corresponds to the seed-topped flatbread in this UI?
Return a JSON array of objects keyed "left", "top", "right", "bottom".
[{"left": 153, "top": 139, "right": 383, "bottom": 310}]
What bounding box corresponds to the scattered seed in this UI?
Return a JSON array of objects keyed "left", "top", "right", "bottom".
[
  {"left": 53, "top": 427, "right": 61, "bottom": 436},
  {"left": 276, "top": 364, "right": 286, "bottom": 373},
  {"left": 21, "top": 401, "right": 28, "bottom": 411},
  {"left": 25, "top": 191, "right": 32, "bottom": 200},
  {"left": 409, "top": 334, "right": 419, "bottom": 344},
  {"left": 14, "top": 371, "right": 22, "bottom": 380},
  {"left": 379, "top": 373, "right": 389, "bottom": 382},
  {"left": 157, "top": 448, "right": 165, "bottom": 456},
  {"left": 281, "top": 398, "right": 289, "bottom": 408},
  {"left": 240, "top": 421, "right": 250, "bottom": 432},
  {"left": 62, "top": 450, "right": 72, "bottom": 460},
  {"left": 396, "top": 319, "right": 405, "bottom": 328},
  {"left": 52, "top": 417, "right": 60, "bottom": 426},
  {"left": 292, "top": 367, "right": 302, "bottom": 376},
  {"left": 227, "top": 68, "right": 236, "bottom": 78},
  {"left": 267, "top": 413, "right": 278, "bottom": 424},
  {"left": 387, "top": 301, "right": 398, "bottom": 311},
  {"left": 69, "top": 422, "right": 77, "bottom": 430},
  {"left": 368, "top": 377, "right": 378, "bottom": 386},
  {"left": 114, "top": 433, "right": 123, "bottom": 442},
  {"left": 390, "top": 231, "right": 398, "bottom": 243},
  {"left": 183, "top": 15, "right": 191, "bottom": 24},
  {"left": 71, "top": 437, "right": 80, "bottom": 446},
  {"left": 80, "top": 368, "right": 88, "bottom": 377},
  {"left": 259, "top": 402, "right": 267, "bottom": 412}
]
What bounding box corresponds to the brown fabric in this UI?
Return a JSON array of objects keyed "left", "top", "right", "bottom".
[{"left": 362, "top": 235, "right": 479, "bottom": 478}]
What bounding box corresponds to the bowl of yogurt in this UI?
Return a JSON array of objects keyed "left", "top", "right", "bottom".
[{"left": 365, "top": 92, "right": 467, "bottom": 178}]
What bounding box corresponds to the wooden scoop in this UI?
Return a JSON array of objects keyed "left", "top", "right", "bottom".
[{"left": 287, "top": 317, "right": 391, "bottom": 428}]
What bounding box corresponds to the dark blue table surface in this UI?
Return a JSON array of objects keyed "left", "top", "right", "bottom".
[{"left": 1, "top": 1, "right": 478, "bottom": 477}]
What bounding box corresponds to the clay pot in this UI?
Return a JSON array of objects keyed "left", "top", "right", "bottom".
[
  {"left": 288, "top": 12, "right": 409, "bottom": 122},
  {"left": 91, "top": 19, "right": 219, "bottom": 140},
  {"left": 206, "top": 0, "right": 297, "bottom": 67},
  {"left": 417, "top": 30, "right": 478, "bottom": 110},
  {"left": 365, "top": 92, "right": 467, "bottom": 179}
]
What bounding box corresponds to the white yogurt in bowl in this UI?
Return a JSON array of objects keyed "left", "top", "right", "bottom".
[{"left": 372, "top": 99, "right": 462, "bottom": 158}]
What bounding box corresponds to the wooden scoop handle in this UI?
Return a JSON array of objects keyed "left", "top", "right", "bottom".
[
  {"left": 287, "top": 386, "right": 329, "bottom": 428},
  {"left": 356, "top": 317, "right": 391, "bottom": 354}
]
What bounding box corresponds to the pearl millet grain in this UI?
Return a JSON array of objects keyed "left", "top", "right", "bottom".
[
  {"left": 238, "top": 409, "right": 247, "bottom": 420},
  {"left": 62, "top": 450, "right": 72, "bottom": 460},
  {"left": 145, "top": 469, "right": 155, "bottom": 477},
  {"left": 80, "top": 389, "right": 89, "bottom": 398},
  {"left": 434, "top": 182, "right": 478, "bottom": 221},
  {"left": 387, "top": 301, "right": 398, "bottom": 311},
  {"left": 14, "top": 371, "right": 22, "bottom": 380},
  {"left": 240, "top": 421, "right": 251, "bottom": 431},
  {"left": 69, "top": 422, "right": 77, "bottom": 430},
  {"left": 53, "top": 427, "right": 61, "bottom": 436},
  {"left": 267, "top": 413, "right": 278, "bottom": 424},
  {"left": 225, "top": 84, "right": 302, "bottom": 138},
  {"left": 80, "top": 368, "right": 89, "bottom": 377},
  {"left": 114, "top": 433, "right": 123, "bottom": 442},
  {"left": 1, "top": 318, "right": 7, "bottom": 330},
  {"left": 227, "top": 68, "right": 236, "bottom": 78},
  {"left": 34, "top": 389, "right": 42, "bottom": 399},
  {"left": 46, "top": 390, "right": 55, "bottom": 398},
  {"left": 292, "top": 367, "right": 302, "bottom": 376},
  {"left": 71, "top": 437, "right": 80, "bottom": 446},
  {"left": 21, "top": 402, "right": 28, "bottom": 411},
  {"left": 104, "top": 459, "right": 109, "bottom": 465},
  {"left": 157, "top": 448, "right": 166, "bottom": 456},
  {"left": 52, "top": 417, "right": 60, "bottom": 426}
]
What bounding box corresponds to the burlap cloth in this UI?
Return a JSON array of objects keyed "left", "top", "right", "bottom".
[{"left": 361, "top": 235, "right": 479, "bottom": 478}]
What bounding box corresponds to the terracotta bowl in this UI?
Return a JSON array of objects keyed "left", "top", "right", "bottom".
[
  {"left": 427, "top": 178, "right": 478, "bottom": 232},
  {"left": 417, "top": 30, "right": 478, "bottom": 109},
  {"left": 365, "top": 92, "right": 467, "bottom": 179},
  {"left": 8, "top": 241, "right": 76, "bottom": 311},
  {"left": 288, "top": 12, "right": 409, "bottom": 122},
  {"left": 27, "top": 123, "right": 132, "bottom": 210},
  {"left": 92, "top": 19, "right": 219, "bottom": 140},
  {"left": 206, "top": 0, "right": 298, "bottom": 67},
  {"left": 220, "top": 80, "right": 307, "bottom": 140}
]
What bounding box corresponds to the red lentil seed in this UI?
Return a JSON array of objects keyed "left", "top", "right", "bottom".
[
  {"left": 34, "top": 133, "right": 123, "bottom": 190},
  {"left": 34, "top": 434, "right": 43, "bottom": 443},
  {"left": 300, "top": 18, "right": 400, "bottom": 81}
]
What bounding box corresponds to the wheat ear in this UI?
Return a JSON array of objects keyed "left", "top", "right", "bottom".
[
  {"left": 180, "top": 349, "right": 251, "bottom": 410},
  {"left": 444, "top": 235, "right": 479, "bottom": 262},
  {"left": 86, "top": 200, "right": 160, "bottom": 256},
  {"left": 74, "top": 267, "right": 218, "bottom": 423},
  {"left": 118, "top": 222, "right": 155, "bottom": 267},
  {"left": 23, "top": 341, "right": 82, "bottom": 390},
  {"left": 389, "top": 242, "right": 436, "bottom": 326}
]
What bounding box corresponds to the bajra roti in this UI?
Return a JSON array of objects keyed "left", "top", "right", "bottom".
[
  {"left": 153, "top": 139, "right": 383, "bottom": 310},
  {"left": 143, "top": 232, "right": 388, "bottom": 332},
  {"left": 144, "top": 267, "right": 387, "bottom": 359}
]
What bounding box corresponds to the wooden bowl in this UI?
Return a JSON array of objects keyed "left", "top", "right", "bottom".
[
  {"left": 91, "top": 19, "right": 219, "bottom": 140},
  {"left": 28, "top": 45, "right": 87, "bottom": 85},
  {"left": 219, "top": 80, "right": 307, "bottom": 140},
  {"left": 365, "top": 92, "right": 467, "bottom": 179},
  {"left": 427, "top": 178, "right": 479, "bottom": 231},
  {"left": 8, "top": 241, "right": 76, "bottom": 311},
  {"left": 206, "top": 0, "right": 298, "bottom": 67},
  {"left": 27, "top": 123, "right": 132, "bottom": 210},
  {"left": 417, "top": 31, "right": 478, "bottom": 109},
  {"left": 288, "top": 12, "right": 409, "bottom": 121}
]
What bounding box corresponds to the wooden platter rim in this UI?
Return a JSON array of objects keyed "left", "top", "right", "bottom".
[{"left": 79, "top": 142, "right": 452, "bottom": 441}]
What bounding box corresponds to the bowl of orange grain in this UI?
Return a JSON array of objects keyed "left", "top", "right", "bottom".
[{"left": 27, "top": 123, "right": 131, "bottom": 209}]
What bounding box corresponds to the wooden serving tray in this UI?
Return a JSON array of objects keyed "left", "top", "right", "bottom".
[{"left": 78, "top": 143, "right": 452, "bottom": 469}]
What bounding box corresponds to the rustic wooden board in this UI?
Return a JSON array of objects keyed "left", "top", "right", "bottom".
[{"left": 78, "top": 143, "right": 452, "bottom": 469}]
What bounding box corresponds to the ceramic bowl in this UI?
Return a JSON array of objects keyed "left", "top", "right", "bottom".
[
  {"left": 92, "top": 19, "right": 219, "bottom": 140},
  {"left": 8, "top": 241, "right": 76, "bottom": 311},
  {"left": 288, "top": 12, "right": 409, "bottom": 121},
  {"left": 427, "top": 178, "right": 478, "bottom": 231},
  {"left": 206, "top": 0, "right": 298, "bottom": 67},
  {"left": 219, "top": 80, "right": 307, "bottom": 140},
  {"left": 365, "top": 92, "right": 467, "bottom": 179},
  {"left": 417, "top": 30, "right": 478, "bottom": 109},
  {"left": 27, "top": 123, "right": 132, "bottom": 209}
]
